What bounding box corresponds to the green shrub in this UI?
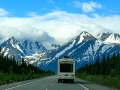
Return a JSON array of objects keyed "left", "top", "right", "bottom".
[{"left": 76, "top": 72, "right": 120, "bottom": 90}]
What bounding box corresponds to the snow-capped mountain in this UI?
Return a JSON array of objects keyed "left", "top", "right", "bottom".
[
  {"left": 66, "top": 31, "right": 96, "bottom": 44},
  {"left": 39, "top": 31, "right": 120, "bottom": 72},
  {"left": 0, "top": 36, "right": 48, "bottom": 60},
  {"left": 97, "top": 32, "right": 120, "bottom": 44},
  {"left": 1, "top": 31, "right": 120, "bottom": 72}
]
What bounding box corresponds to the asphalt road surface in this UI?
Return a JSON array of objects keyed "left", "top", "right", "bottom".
[{"left": 0, "top": 75, "right": 118, "bottom": 90}]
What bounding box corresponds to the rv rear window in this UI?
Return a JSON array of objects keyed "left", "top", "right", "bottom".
[{"left": 60, "top": 63, "right": 73, "bottom": 72}]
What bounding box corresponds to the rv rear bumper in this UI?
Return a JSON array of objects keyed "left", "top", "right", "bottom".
[{"left": 58, "top": 75, "right": 75, "bottom": 79}]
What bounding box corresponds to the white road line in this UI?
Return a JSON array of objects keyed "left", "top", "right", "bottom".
[
  {"left": 75, "top": 81, "right": 89, "bottom": 90},
  {"left": 5, "top": 76, "right": 53, "bottom": 90}
]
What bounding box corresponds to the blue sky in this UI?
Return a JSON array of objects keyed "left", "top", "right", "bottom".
[
  {"left": 0, "top": 0, "right": 120, "bottom": 44},
  {"left": 0, "top": 0, "right": 120, "bottom": 17}
]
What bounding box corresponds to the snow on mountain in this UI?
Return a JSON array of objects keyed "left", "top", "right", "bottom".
[
  {"left": 1, "top": 31, "right": 120, "bottom": 72},
  {"left": 97, "top": 32, "right": 120, "bottom": 44},
  {"left": 42, "top": 43, "right": 61, "bottom": 50},
  {"left": 24, "top": 52, "right": 49, "bottom": 65},
  {"left": 67, "top": 31, "right": 96, "bottom": 45},
  {"left": 32, "top": 31, "right": 95, "bottom": 67},
  {"left": 39, "top": 31, "right": 120, "bottom": 72},
  {"left": 53, "top": 31, "right": 96, "bottom": 58},
  {"left": 0, "top": 36, "right": 48, "bottom": 60}
]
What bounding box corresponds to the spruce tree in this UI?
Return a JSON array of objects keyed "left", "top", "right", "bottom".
[
  {"left": 95, "top": 55, "right": 100, "bottom": 75},
  {"left": 101, "top": 55, "right": 106, "bottom": 75},
  {"left": 115, "top": 52, "right": 120, "bottom": 76},
  {"left": 106, "top": 54, "right": 111, "bottom": 75}
]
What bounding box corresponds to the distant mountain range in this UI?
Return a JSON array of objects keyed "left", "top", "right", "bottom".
[
  {"left": 39, "top": 31, "right": 120, "bottom": 72},
  {"left": 1, "top": 31, "right": 120, "bottom": 72},
  {"left": 0, "top": 36, "right": 60, "bottom": 60}
]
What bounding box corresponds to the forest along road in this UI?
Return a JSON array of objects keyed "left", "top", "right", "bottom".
[{"left": 0, "top": 75, "right": 117, "bottom": 90}]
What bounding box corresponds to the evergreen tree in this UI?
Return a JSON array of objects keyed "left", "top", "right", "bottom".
[
  {"left": 106, "top": 54, "right": 111, "bottom": 75},
  {"left": 88, "top": 62, "right": 92, "bottom": 74},
  {"left": 111, "top": 53, "right": 116, "bottom": 69},
  {"left": 8, "top": 66, "right": 13, "bottom": 74},
  {"left": 115, "top": 52, "right": 120, "bottom": 76},
  {"left": 0, "top": 46, "right": 54, "bottom": 76},
  {"left": 0, "top": 49, "right": 3, "bottom": 72},
  {"left": 0, "top": 47, "right": 1, "bottom": 52},
  {"left": 101, "top": 55, "right": 107, "bottom": 75},
  {"left": 95, "top": 55, "right": 100, "bottom": 75}
]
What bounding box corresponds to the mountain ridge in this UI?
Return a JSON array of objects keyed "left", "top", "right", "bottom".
[
  {"left": 1, "top": 31, "right": 120, "bottom": 72},
  {"left": 0, "top": 36, "right": 48, "bottom": 60},
  {"left": 38, "top": 31, "right": 120, "bottom": 72}
]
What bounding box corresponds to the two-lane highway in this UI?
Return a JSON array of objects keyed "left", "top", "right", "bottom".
[{"left": 0, "top": 75, "right": 117, "bottom": 90}]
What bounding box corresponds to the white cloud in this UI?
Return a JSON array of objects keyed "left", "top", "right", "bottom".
[
  {"left": 0, "top": 8, "right": 9, "bottom": 16},
  {"left": 72, "top": 1, "right": 102, "bottom": 12},
  {"left": 0, "top": 26, "right": 55, "bottom": 43},
  {"left": 82, "top": 1, "right": 102, "bottom": 12},
  {"left": 1, "top": 10, "right": 120, "bottom": 45}
]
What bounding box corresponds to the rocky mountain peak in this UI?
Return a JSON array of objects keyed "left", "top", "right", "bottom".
[
  {"left": 97, "top": 32, "right": 120, "bottom": 44},
  {"left": 64, "top": 31, "right": 96, "bottom": 47},
  {"left": 97, "top": 32, "right": 112, "bottom": 40},
  {"left": 79, "top": 31, "right": 96, "bottom": 40}
]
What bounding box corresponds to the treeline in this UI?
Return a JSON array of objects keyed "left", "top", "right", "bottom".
[
  {"left": 0, "top": 49, "right": 54, "bottom": 75},
  {"left": 76, "top": 52, "right": 120, "bottom": 77}
]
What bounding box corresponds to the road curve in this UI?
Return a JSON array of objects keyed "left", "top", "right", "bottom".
[{"left": 0, "top": 75, "right": 117, "bottom": 90}]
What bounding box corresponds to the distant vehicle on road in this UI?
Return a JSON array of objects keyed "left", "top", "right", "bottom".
[{"left": 57, "top": 56, "right": 75, "bottom": 83}]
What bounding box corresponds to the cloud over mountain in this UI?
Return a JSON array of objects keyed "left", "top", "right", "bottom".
[
  {"left": 0, "top": 26, "right": 55, "bottom": 44},
  {"left": 0, "top": 8, "right": 120, "bottom": 44}
]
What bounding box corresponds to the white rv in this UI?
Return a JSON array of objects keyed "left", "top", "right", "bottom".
[{"left": 57, "top": 56, "right": 75, "bottom": 83}]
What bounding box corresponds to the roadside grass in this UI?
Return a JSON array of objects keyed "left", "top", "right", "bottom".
[
  {"left": 0, "top": 72, "right": 55, "bottom": 85},
  {"left": 76, "top": 73, "right": 120, "bottom": 90}
]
